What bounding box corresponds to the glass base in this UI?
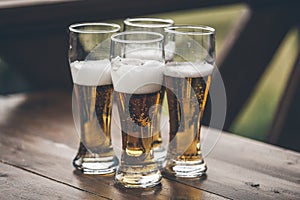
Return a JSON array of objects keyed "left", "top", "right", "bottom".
[
  {"left": 115, "top": 164, "right": 162, "bottom": 188},
  {"left": 164, "top": 159, "right": 207, "bottom": 178},
  {"left": 153, "top": 146, "right": 167, "bottom": 169},
  {"left": 73, "top": 155, "right": 119, "bottom": 174},
  {"left": 73, "top": 142, "right": 119, "bottom": 174}
]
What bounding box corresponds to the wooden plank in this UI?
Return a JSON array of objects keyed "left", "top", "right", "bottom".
[
  {"left": 204, "top": 129, "right": 299, "bottom": 199},
  {"left": 0, "top": 162, "right": 102, "bottom": 200},
  {"left": 208, "top": 131, "right": 300, "bottom": 185},
  {"left": 1, "top": 92, "right": 300, "bottom": 199},
  {"left": 0, "top": 122, "right": 226, "bottom": 200},
  {"left": 165, "top": 156, "right": 300, "bottom": 200},
  {"left": 0, "top": 92, "right": 226, "bottom": 200},
  {"left": 0, "top": 92, "right": 78, "bottom": 148},
  {"left": 162, "top": 127, "right": 300, "bottom": 200}
]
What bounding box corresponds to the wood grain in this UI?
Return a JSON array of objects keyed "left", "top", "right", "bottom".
[
  {"left": 0, "top": 92, "right": 226, "bottom": 200},
  {"left": 0, "top": 92, "right": 300, "bottom": 199},
  {"left": 0, "top": 92, "right": 299, "bottom": 199},
  {"left": 0, "top": 133, "right": 225, "bottom": 200},
  {"left": 0, "top": 162, "right": 102, "bottom": 199},
  {"left": 163, "top": 128, "right": 300, "bottom": 200},
  {"left": 208, "top": 130, "right": 300, "bottom": 185}
]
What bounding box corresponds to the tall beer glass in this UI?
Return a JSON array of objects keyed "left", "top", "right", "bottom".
[
  {"left": 111, "top": 31, "right": 164, "bottom": 188},
  {"left": 163, "top": 26, "right": 215, "bottom": 178},
  {"left": 124, "top": 18, "right": 174, "bottom": 166},
  {"left": 69, "top": 23, "right": 120, "bottom": 174},
  {"left": 124, "top": 17, "right": 173, "bottom": 36}
]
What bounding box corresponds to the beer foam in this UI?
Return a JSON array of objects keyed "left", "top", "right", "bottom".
[
  {"left": 164, "top": 62, "right": 214, "bottom": 78},
  {"left": 124, "top": 41, "right": 175, "bottom": 61},
  {"left": 125, "top": 47, "right": 162, "bottom": 60},
  {"left": 111, "top": 57, "right": 164, "bottom": 94},
  {"left": 165, "top": 41, "right": 175, "bottom": 61},
  {"left": 70, "top": 59, "right": 112, "bottom": 86}
]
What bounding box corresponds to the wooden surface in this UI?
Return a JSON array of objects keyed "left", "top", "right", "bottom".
[{"left": 0, "top": 91, "right": 299, "bottom": 199}]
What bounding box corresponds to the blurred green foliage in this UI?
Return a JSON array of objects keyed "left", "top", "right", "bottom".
[{"left": 232, "top": 29, "right": 298, "bottom": 140}]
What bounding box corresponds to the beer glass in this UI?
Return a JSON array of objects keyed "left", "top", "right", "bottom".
[
  {"left": 163, "top": 25, "right": 215, "bottom": 178},
  {"left": 111, "top": 31, "right": 164, "bottom": 188},
  {"left": 69, "top": 22, "right": 120, "bottom": 174},
  {"left": 123, "top": 17, "right": 173, "bottom": 36},
  {"left": 124, "top": 18, "right": 174, "bottom": 166}
]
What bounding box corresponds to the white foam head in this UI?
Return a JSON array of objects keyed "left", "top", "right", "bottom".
[
  {"left": 165, "top": 41, "right": 175, "bottom": 61},
  {"left": 70, "top": 59, "right": 112, "bottom": 86},
  {"left": 164, "top": 62, "right": 214, "bottom": 78},
  {"left": 111, "top": 57, "right": 164, "bottom": 94},
  {"left": 123, "top": 42, "right": 175, "bottom": 61},
  {"left": 125, "top": 47, "right": 162, "bottom": 60}
]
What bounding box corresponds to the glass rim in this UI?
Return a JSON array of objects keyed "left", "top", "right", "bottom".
[
  {"left": 69, "top": 22, "right": 121, "bottom": 34},
  {"left": 124, "top": 18, "right": 174, "bottom": 28},
  {"left": 111, "top": 31, "right": 164, "bottom": 44},
  {"left": 165, "top": 25, "right": 215, "bottom": 35}
]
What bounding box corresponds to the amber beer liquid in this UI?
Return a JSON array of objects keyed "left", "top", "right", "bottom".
[
  {"left": 164, "top": 62, "right": 213, "bottom": 178},
  {"left": 112, "top": 56, "right": 163, "bottom": 188},
  {"left": 71, "top": 60, "right": 118, "bottom": 174},
  {"left": 116, "top": 90, "right": 163, "bottom": 164},
  {"left": 122, "top": 21, "right": 176, "bottom": 166},
  {"left": 122, "top": 47, "right": 174, "bottom": 166},
  {"left": 73, "top": 84, "right": 114, "bottom": 155}
]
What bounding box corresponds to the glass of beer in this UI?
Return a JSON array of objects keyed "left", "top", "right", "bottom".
[
  {"left": 123, "top": 18, "right": 175, "bottom": 63},
  {"left": 69, "top": 22, "right": 120, "bottom": 174},
  {"left": 110, "top": 31, "right": 164, "bottom": 188},
  {"left": 123, "top": 18, "right": 174, "bottom": 167},
  {"left": 163, "top": 25, "right": 215, "bottom": 178},
  {"left": 123, "top": 17, "right": 174, "bottom": 36}
]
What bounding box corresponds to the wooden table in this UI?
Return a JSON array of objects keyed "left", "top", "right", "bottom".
[{"left": 0, "top": 91, "right": 299, "bottom": 200}]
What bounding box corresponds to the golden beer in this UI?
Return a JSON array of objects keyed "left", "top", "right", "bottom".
[
  {"left": 68, "top": 22, "right": 121, "bottom": 174},
  {"left": 164, "top": 62, "right": 213, "bottom": 177},
  {"left": 72, "top": 84, "right": 118, "bottom": 174},
  {"left": 111, "top": 31, "right": 164, "bottom": 188},
  {"left": 163, "top": 25, "right": 216, "bottom": 178},
  {"left": 123, "top": 18, "right": 175, "bottom": 166},
  {"left": 70, "top": 59, "right": 119, "bottom": 174},
  {"left": 112, "top": 59, "right": 164, "bottom": 187},
  {"left": 116, "top": 90, "right": 163, "bottom": 161}
]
